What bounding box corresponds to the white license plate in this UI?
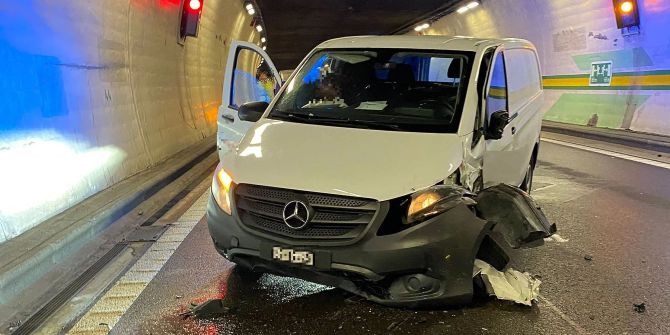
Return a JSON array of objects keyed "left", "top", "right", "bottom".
[{"left": 272, "top": 247, "right": 314, "bottom": 266}]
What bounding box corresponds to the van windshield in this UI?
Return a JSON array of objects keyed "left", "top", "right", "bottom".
[{"left": 269, "top": 49, "right": 474, "bottom": 133}]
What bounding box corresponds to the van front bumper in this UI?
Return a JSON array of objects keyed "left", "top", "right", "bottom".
[{"left": 206, "top": 192, "right": 496, "bottom": 308}]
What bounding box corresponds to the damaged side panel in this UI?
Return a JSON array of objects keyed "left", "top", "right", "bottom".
[{"left": 475, "top": 184, "right": 556, "bottom": 249}]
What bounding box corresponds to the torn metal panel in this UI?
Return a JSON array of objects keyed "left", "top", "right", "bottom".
[
  {"left": 473, "top": 259, "right": 540, "bottom": 306},
  {"left": 459, "top": 133, "right": 484, "bottom": 191},
  {"left": 476, "top": 184, "right": 557, "bottom": 248}
]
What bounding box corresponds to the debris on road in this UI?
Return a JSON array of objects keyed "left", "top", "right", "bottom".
[
  {"left": 584, "top": 254, "right": 593, "bottom": 261},
  {"left": 473, "top": 259, "right": 541, "bottom": 306},
  {"left": 633, "top": 303, "right": 646, "bottom": 313},
  {"left": 180, "top": 299, "right": 237, "bottom": 319}
]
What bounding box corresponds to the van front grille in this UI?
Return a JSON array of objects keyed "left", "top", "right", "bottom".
[{"left": 234, "top": 184, "right": 378, "bottom": 240}]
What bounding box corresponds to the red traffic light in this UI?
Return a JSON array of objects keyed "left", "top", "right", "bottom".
[
  {"left": 620, "top": 1, "right": 633, "bottom": 13},
  {"left": 612, "top": 0, "right": 639, "bottom": 28},
  {"left": 189, "top": 0, "right": 201, "bottom": 11}
]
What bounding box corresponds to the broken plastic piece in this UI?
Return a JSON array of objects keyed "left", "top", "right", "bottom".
[
  {"left": 473, "top": 259, "right": 540, "bottom": 306},
  {"left": 185, "top": 299, "right": 236, "bottom": 318},
  {"left": 476, "top": 184, "right": 557, "bottom": 249}
]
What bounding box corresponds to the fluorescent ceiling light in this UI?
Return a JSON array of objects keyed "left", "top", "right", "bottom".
[
  {"left": 457, "top": 6, "right": 469, "bottom": 14},
  {"left": 414, "top": 23, "right": 430, "bottom": 31},
  {"left": 466, "top": 1, "right": 479, "bottom": 9}
]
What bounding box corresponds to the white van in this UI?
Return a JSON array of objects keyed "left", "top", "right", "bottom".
[{"left": 208, "top": 36, "right": 555, "bottom": 307}]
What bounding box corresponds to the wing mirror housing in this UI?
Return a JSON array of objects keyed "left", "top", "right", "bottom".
[
  {"left": 485, "top": 110, "right": 510, "bottom": 140},
  {"left": 238, "top": 101, "right": 268, "bottom": 122}
]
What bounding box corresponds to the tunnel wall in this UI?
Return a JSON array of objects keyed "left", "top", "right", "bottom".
[
  {"left": 0, "top": 0, "right": 261, "bottom": 243},
  {"left": 413, "top": 0, "right": 670, "bottom": 135}
]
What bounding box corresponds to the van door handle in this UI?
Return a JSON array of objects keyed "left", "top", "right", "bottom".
[
  {"left": 511, "top": 126, "right": 517, "bottom": 135},
  {"left": 221, "top": 114, "right": 235, "bottom": 123}
]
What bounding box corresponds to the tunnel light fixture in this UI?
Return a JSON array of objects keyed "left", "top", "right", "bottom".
[
  {"left": 457, "top": 1, "right": 479, "bottom": 14},
  {"left": 256, "top": 24, "right": 263, "bottom": 32},
  {"left": 414, "top": 23, "right": 430, "bottom": 32},
  {"left": 261, "top": 37, "right": 267, "bottom": 43},
  {"left": 245, "top": 3, "right": 255, "bottom": 15},
  {"left": 262, "top": 46, "right": 267, "bottom": 50}
]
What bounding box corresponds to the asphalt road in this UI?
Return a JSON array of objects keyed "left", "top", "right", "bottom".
[{"left": 96, "top": 136, "right": 670, "bottom": 335}]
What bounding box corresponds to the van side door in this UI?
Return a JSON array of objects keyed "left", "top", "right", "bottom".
[
  {"left": 482, "top": 51, "right": 521, "bottom": 187},
  {"left": 504, "top": 48, "right": 544, "bottom": 185},
  {"left": 218, "top": 41, "right": 281, "bottom": 158}
]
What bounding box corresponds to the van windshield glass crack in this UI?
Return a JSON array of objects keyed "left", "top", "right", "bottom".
[{"left": 269, "top": 49, "right": 474, "bottom": 133}]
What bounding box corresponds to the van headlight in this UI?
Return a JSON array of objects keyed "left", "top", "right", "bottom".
[
  {"left": 406, "top": 185, "right": 475, "bottom": 225},
  {"left": 212, "top": 164, "right": 234, "bottom": 215}
]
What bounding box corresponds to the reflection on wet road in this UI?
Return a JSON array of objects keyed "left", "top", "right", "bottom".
[{"left": 107, "top": 139, "right": 670, "bottom": 335}]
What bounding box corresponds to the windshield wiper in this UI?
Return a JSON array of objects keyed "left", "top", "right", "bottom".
[
  {"left": 347, "top": 119, "right": 404, "bottom": 131},
  {"left": 271, "top": 111, "right": 404, "bottom": 131}
]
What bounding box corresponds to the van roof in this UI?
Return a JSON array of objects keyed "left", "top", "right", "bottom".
[{"left": 315, "top": 35, "right": 535, "bottom": 52}]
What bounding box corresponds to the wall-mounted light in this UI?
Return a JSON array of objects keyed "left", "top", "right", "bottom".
[
  {"left": 245, "top": 3, "right": 255, "bottom": 15},
  {"left": 457, "top": 1, "right": 479, "bottom": 14},
  {"left": 414, "top": 23, "right": 430, "bottom": 32},
  {"left": 256, "top": 24, "right": 263, "bottom": 32}
]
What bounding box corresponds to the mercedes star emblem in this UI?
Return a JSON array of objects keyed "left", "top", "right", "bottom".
[{"left": 282, "top": 200, "right": 311, "bottom": 230}]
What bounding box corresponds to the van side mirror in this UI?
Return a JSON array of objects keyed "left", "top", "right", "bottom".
[
  {"left": 238, "top": 101, "right": 268, "bottom": 122},
  {"left": 485, "top": 110, "right": 509, "bottom": 140}
]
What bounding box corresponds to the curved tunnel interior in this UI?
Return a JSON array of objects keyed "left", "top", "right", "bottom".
[{"left": 1, "top": 0, "right": 670, "bottom": 334}]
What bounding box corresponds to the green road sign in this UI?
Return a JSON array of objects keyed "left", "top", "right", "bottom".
[{"left": 590, "top": 61, "right": 612, "bottom": 86}]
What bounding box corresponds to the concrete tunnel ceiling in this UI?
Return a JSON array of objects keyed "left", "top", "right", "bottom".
[{"left": 255, "top": 0, "right": 461, "bottom": 69}]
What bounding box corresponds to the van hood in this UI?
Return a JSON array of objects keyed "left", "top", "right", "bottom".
[{"left": 221, "top": 119, "right": 464, "bottom": 201}]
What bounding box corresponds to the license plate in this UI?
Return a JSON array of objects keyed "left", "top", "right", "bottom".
[{"left": 272, "top": 247, "right": 314, "bottom": 266}]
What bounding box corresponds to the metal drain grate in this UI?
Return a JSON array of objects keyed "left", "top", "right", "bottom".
[
  {"left": 11, "top": 243, "right": 128, "bottom": 335},
  {"left": 140, "top": 162, "right": 215, "bottom": 227}
]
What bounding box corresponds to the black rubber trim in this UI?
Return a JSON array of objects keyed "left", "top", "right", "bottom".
[{"left": 11, "top": 244, "right": 128, "bottom": 335}]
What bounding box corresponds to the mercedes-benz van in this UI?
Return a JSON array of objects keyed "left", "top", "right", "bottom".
[{"left": 208, "top": 36, "right": 556, "bottom": 307}]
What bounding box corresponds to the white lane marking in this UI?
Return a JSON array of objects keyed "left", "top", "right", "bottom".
[
  {"left": 67, "top": 191, "right": 209, "bottom": 335},
  {"left": 544, "top": 234, "right": 569, "bottom": 243},
  {"left": 542, "top": 138, "right": 670, "bottom": 170},
  {"left": 538, "top": 295, "right": 589, "bottom": 335}
]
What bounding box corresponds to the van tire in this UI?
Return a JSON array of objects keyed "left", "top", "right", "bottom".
[{"left": 521, "top": 151, "right": 537, "bottom": 194}]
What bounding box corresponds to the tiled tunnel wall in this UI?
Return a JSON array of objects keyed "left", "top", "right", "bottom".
[
  {"left": 0, "top": 0, "right": 260, "bottom": 243},
  {"left": 414, "top": 0, "right": 670, "bottom": 135}
]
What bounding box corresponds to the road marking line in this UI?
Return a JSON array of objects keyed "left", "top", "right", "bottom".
[
  {"left": 67, "top": 190, "right": 209, "bottom": 335},
  {"left": 538, "top": 295, "right": 589, "bottom": 335},
  {"left": 542, "top": 138, "right": 670, "bottom": 170}
]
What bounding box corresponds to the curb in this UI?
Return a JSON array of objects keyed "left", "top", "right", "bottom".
[
  {"left": 542, "top": 122, "right": 670, "bottom": 154},
  {"left": 0, "top": 139, "right": 216, "bottom": 305}
]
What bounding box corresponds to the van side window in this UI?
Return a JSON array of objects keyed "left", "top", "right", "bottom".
[
  {"left": 504, "top": 49, "right": 541, "bottom": 113},
  {"left": 486, "top": 53, "right": 508, "bottom": 124},
  {"left": 230, "top": 48, "right": 278, "bottom": 109}
]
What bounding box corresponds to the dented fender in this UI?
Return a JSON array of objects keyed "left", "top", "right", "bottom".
[{"left": 475, "top": 184, "right": 556, "bottom": 249}]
